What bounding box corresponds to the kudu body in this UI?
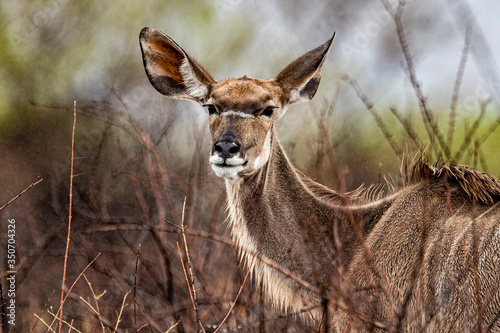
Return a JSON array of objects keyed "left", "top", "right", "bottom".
[{"left": 140, "top": 27, "right": 500, "bottom": 331}]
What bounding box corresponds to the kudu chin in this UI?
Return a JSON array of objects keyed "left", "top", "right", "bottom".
[{"left": 140, "top": 27, "right": 500, "bottom": 332}]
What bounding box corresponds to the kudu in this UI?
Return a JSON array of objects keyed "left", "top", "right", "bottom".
[{"left": 139, "top": 27, "right": 500, "bottom": 331}]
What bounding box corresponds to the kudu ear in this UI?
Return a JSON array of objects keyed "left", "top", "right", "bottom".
[
  {"left": 139, "top": 27, "right": 216, "bottom": 104},
  {"left": 274, "top": 33, "right": 335, "bottom": 106}
]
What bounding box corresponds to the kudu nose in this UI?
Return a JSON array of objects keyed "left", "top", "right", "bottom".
[{"left": 214, "top": 141, "right": 241, "bottom": 160}]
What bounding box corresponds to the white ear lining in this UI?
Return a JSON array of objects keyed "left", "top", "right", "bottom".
[
  {"left": 288, "top": 68, "right": 322, "bottom": 105},
  {"left": 179, "top": 58, "right": 209, "bottom": 101}
]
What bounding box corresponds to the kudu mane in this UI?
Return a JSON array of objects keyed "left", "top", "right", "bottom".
[
  {"left": 301, "top": 159, "right": 500, "bottom": 206},
  {"left": 409, "top": 160, "right": 500, "bottom": 205}
]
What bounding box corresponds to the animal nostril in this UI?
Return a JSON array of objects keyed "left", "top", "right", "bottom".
[
  {"left": 229, "top": 145, "right": 240, "bottom": 154},
  {"left": 214, "top": 141, "right": 241, "bottom": 158}
]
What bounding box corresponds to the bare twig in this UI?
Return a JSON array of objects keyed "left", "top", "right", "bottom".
[
  {"left": 84, "top": 223, "right": 235, "bottom": 247},
  {"left": 165, "top": 319, "right": 182, "bottom": 333},
  {"left": 143, "top": 148, "right": 167, "bottom": 224},
  {"left": 389, "top": 106, "right": 422, "bottom": 148},
  {"left": 178, "top": 196, "right": 205, "bottom": 332},
  {"left": 82, "top": 274, "right": 106, "bottom": 333},
  {"left": 46, "top": 254, "right": 101, "bottom": 332},
  {"left": 342, "top": 75, "right": 402, "bottom": 156},
  {"left": 70, "top": 292, "right": 114, "bottom": 329},
  {"left": 113, "top": 291, "right": 130, "bottom": 333},
  {"left": 448, "top": 27, "right": 471, "bottom": 148},
  {"left": 453, "top": 100, "right": 489, "bottom": 161},
  {"left": 176, "top": 242, "right": 205, "bottom": 333},
  {"left": 0, "top": 178, "right": 43, "bottom": 212},
  {"left": 58, "top": 100, "right": 77, "bottom": 333},
  {"left": 478, "top": 147, "right": 489, "bottom": 174},
  {"left": 213, "top": 252, "right": 257, "bottom": 333},
  {"left": 313, "top": 103, "right": 347, "bottom": 192},
  {"left": 30, "top": 290, "right": 55, "bottom": 333},
  {"left": 134, "top": 244, "right": 141, "bottom": 325},
  {"left": 133, "top": 322, "right": 151, "bottom": 332},
  {"left": 68, "top": 319, "right": 74, "bottom": 333},
  {"left": 47, "top": 310, "right": 83, "bottom": 333},
  {"left": 390, "top": 0, "right": 451, "bottom": 158},
  {"left": 476, "top": 117, "right": 500, "bottom": 148},
  {"left": 34, "top": 314, "right": 57, "bottom": 333},
  {"left": 473, "top": 140, "right": 479, "bottom": 169},
  {"left": 118, "top": 140, "right": 150, "bottom": 220}
]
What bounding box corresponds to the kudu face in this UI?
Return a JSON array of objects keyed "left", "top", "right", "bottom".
[
  {"left": 205, "top": 78, "right": 281, "bottom": 180},
  {"left": 140, "top": 27, "right": 334, "bottom": 181}
]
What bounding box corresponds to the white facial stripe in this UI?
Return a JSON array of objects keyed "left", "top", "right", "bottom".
[
  {"left": 253, "top": 129, "right": 272, "bottom": 169},
  {"left": 221, "top": 110, "right": 253, "bottom": 118},
  {"left": 253, "top": 156, "right": 261, "bottom": 169},
  {"left": 263, "top": 129, "right": 271, "bottom": 150}
]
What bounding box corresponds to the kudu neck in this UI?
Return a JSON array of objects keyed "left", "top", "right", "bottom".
[
  {"left": 224, "top": 129, "right": 383, "bottom": 272},
  {"left": 226, "top": 128, "right": 306, "bottom": 197}
]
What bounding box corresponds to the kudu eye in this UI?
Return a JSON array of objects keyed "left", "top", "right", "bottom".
[
  {"left": 261, "top": 106, "right": 277, "bottom": 118},
  {"left": 203, "top": 104, "right": 218, "bottom": 116}
]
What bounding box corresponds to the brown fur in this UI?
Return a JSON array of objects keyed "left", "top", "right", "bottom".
[
  {"left": 140, "top": 27, "right": 500, "bottom": 331},
  {"left": 409, "top": 160, "right": 500, "bottom": 204}
]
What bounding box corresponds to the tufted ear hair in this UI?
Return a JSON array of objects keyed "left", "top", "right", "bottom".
[
  {"left": 139, "top": 27, "right": 216, "bottom": 104},
  {"left": 274, "top": 33, "right": 335, "bottom": 105}
]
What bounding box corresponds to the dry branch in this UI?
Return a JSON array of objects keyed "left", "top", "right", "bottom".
[
  {"left": 46, "top": 254, "right": 100, "bottom": 332},
  {"left": 175, "top": 197, "right": 206, "bottom": 333},
  {"left": 133, "top": 244, "right": 141, "bottom": 325},
  {"left": 180, "top": 198, "right": 204, "bottom": 332},
  {"left": 389, "top": 106, "right": 422, "bottom": 148},
  {"left": 448, "top": 27, "right": 471, "bottom": 148},
  {"left": 342, "top": 75, "right": 402, "bottom": 156},
  {"left": 30, "top": 291, "right": 55, "bottom": 333},
  {"left": 0, "top": 178, "right": 43, "bottom": 212},
  {"left": 453, "top": 100, "right": 489, "bottom": 161},
  {"left": 176, "top": 243, "right": 205, "bottom": 333},
  {"left": 69, "top": 293, "right": 115, "bottom": 330},
  {"left": 213, "top": 252, "right": 257, "bottom": 333},
  {"left": 385, "top": 0, "right": 451, "bottom": 158},
  {"left": 83, "top": 274, "right": 106, "bottom": 332},
  {"left": 58, "top": 100, "right": 78, "bottom": 333},
  {"left": 113, "top": 291, "right": 130, "bottom": 333}
]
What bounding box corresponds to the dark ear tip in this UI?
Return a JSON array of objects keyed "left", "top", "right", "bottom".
[
  {"left": 326, "top": 32, "right": 336, "bottom": 50},
  {"left": 140, "top": 27, "right": 153, "bottom": 40}
]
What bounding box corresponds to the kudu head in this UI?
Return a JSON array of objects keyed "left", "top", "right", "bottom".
[{"left": 140, "top": 27, "right": 334, "bottom": 181}]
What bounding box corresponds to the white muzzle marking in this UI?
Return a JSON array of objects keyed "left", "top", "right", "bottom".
[{"left": 209, "top": 155, "right": 246, "bottom": 181}]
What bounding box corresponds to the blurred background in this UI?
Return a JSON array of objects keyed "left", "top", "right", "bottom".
[{"left": 0, "top": 0, "right": 499, "bottom": 331}]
